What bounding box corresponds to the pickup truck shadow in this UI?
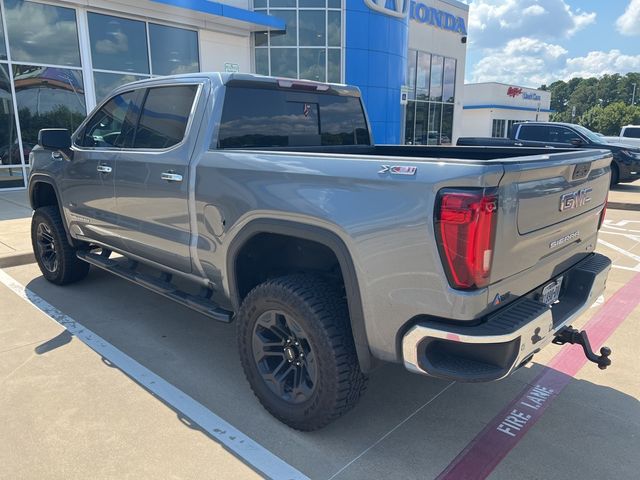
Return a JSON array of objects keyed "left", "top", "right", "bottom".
[{"left": 26, "top": 269, "right": 640, "bottom": 480}]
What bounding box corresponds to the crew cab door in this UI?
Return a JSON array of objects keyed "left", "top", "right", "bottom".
[
  {"left": 114, "top": 83, "right": 201, "bottom": 273},
  {"left": 64, "top": 90, "right": 140, "bottom": 248}
]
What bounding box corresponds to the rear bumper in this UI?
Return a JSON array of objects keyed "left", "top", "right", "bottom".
[{"left": 402, "top": 253, "right": 611, "bottom": 382}]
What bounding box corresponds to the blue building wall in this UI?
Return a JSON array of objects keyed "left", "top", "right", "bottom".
[{"left": 345, "top": 0, "right": 409, "bottom": 144}]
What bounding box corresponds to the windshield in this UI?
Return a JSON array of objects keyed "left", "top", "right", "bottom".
[{"left": 573, "top": 124, "right": 603, "bottom": 144}]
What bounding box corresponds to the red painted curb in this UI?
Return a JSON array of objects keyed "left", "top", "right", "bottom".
[{"left": 436, "top": 272, "right": 640, "bottom": 480}]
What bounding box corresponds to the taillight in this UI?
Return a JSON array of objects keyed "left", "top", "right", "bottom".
[
  {"left": 435, "top": 189, "right": 498, "bottom": 290},
  {"left": 598, "top": 194, "right": 608, "bottom": 230}
]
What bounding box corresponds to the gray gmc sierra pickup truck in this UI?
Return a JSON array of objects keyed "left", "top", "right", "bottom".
[{"left": 29, "top": 73, "right": 613, "bottom": 430}]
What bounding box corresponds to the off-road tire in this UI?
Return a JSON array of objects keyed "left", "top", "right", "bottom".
[
  {"left": 237, "top": 274, "right": 368, "bottom": 431},
  {"left": 31, "top": 206, "right": 90, "bottom": 285}
]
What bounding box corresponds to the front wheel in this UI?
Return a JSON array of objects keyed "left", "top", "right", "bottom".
[
  {"left": 31, "top": 206, "right": 90, "bottom": 285},
  {"left": 236, "top": 274, "right": 367, "bottom": 431}
]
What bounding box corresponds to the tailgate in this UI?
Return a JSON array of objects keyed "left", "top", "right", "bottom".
[{"left": 489, "top": 149, "right": 611, "bottom": 288}]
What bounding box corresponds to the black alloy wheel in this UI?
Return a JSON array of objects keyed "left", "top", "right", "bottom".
[
  {"left": 252, "top": 310, "right": 318, "bottom": 404},
  {"left": 35, "top": 222, "right": 58, "bottom": 273}
]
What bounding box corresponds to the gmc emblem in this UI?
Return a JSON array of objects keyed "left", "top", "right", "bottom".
[{"left": 559, "top": 188, "right": 592, "bottom": 212}]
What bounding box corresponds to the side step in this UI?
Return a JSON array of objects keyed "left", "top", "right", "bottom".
[{"left": 77, "top": 251, "right": 233, "bottom": 323}]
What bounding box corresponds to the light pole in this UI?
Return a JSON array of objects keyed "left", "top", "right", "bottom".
[{"left": 633, "top": 83, "right": 637, "bottom": 106}]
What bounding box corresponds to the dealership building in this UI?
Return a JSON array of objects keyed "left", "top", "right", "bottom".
[
  {"left": 461, "top": 82, "right": 553, "bottom": 139},
  {"left": 0, "top": 0, "right": 468, "bottom": 190}
]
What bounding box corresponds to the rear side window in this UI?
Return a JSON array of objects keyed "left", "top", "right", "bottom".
[
  {"left": 517, "top": 125, "right": 550, "bottom": 142},
  {"left": 78, "top": 91, "right": 138, "bottom": 148},
  {"left": 623, "top": 127, "right": 640, "bottom": 138},
  {"left": 216, "top": 86, "right": 370, "bottom": 148},
  {"left": 133, "top": 85, "right": 198, "bottom": 149}
]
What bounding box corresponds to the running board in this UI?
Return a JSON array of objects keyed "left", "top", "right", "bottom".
[{"left": 76, "top": 251, "right": 233, "bottom": 323}]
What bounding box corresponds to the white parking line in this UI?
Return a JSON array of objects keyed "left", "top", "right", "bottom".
[{"left": 0, "top": 268, "right": 309, "bottom": 480}]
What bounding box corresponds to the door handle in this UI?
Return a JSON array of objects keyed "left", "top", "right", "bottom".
[
  {"left": 161, "top": 171, "right": 183, "bottom": 182},
  {"left": 96, "top": 164, "right": 112, "bottom": 174}
]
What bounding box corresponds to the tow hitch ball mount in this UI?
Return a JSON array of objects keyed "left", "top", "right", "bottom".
[{"left": 553, "top": 326, "right": 612, "bottom": 370}]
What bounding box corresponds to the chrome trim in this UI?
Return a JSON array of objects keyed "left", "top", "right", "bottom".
[{"left": 402, "top": 260, "right": 609, "bottom": 379}]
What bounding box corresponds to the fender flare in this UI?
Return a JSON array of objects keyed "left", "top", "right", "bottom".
[
  {"left": 28, "top": 174, "right": 75, "bottom": 246},
  {"left": 227, "top": 218, "right": 375, "bottom": 373}
]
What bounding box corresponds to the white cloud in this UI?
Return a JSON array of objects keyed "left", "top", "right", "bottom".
[
  {"left": 468, "top": 0, "right": 596, "bottom": 48},
  {"left": 469, "top": 38, "right": 640, "bottom": 86},
  {"left": 616, "top": 0, "right": 640, "bottom": 36}
]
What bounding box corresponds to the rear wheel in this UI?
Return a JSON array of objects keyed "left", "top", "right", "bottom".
[
  {"left": 237, "top": 274, "right": 367, "bottom": 431},
  {"left": 31, "top": 206, "right": 90, "bottom": 285}
]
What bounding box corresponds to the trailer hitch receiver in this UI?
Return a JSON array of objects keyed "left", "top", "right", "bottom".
[{"left": 553, "top": 326, "right": 612, "bottom": 370}]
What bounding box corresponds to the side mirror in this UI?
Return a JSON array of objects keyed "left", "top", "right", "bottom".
[
  {"left": 38, "top": 129, "right": 71, "bottom": 150},
  {"left": 570, "top": 138, "right": 584, "bottom": 147}
]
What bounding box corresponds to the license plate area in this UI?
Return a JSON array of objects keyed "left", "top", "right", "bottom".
[{"left": 540, "top": 276, "right": 564, "bottom": 306}]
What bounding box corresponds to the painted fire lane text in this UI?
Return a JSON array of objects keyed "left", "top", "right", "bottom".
[{"left": 496, "top": 385, "right": 554, "bottom": 437}]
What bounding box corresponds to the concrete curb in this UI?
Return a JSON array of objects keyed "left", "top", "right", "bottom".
[{"left": 0, "top": 251, "right": 35, "bottom": 268}]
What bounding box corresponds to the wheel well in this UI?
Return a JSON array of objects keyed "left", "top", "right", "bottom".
[
  {"left": 31, "top": 181, "right": 58, "bottom": 209},
  {"left": 235, "top": 232, "right": 343, "bottom": 301}
]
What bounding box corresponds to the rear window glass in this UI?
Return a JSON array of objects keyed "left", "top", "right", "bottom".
[
  {"left": 623, "top": 127, "right": 640, "bottom": 139},
  {"left": 216, "top": 86, "right": 370, "bottom": 148},
  {"left": 134, "top": 85, "right": 198, "bottom": 149}
]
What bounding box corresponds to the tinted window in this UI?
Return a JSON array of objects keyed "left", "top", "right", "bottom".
[
  {"left": 133, "top": 85, "right": 197, "bottom": 149},
  {"left": 517, "top": 125, "right": 550, "bottom": 142},
  {"left": 88, "top": 13, "right": 149, "bottom": 74},
  {"left": 624, "top": 127, "right": 640, "bottom": 139},
  {"left": 4, "top": 0, "right": 81, "bottom": 66},
  {"left": 0, "top": 9, "right": 6, "bottom": 61},
  {"left": 548, "top": 126, "right": 580, "bottom": 144},
  {"left": 149, "top": 23, "right": 199, "bottom": 76},
  {"left": 217, "top": 87, "right": 370, "bottom": 148},
  {"left": 13, "top": 65, "right": 86, "bottom": 146},
  {"left": 79, "top": 91, "right": 137, "bottom": 148}
]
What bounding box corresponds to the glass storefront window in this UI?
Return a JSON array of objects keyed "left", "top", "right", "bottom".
[
  {"left": 299, "top": 11, "right": 325, "bottom": 46},
  {"left": 430, "top": 55, "right": 443, "bottom": 102},
  {"left": 0, "top": 9, "right": 6, "bottom": 61},
  {"left": 254, "top": 0, "right": 267, "bottom": 7},
  {"left": 328, "top": 11, "right": 341, "bottom": 47},
  {"left": 441, "top": 104, "right": 453, "bottom": 145},
  {"left": 13, "top": 65, "right": 86, "bottom": 146},
  {"left": 442, "top": 58, "right": 456, "bottom": 103},
  {"left": 0, "top": 64, "right": 21, "bottom": 167},
  {"left": 270, "top": 10, "right": 297, "bottom": 47},
  {"left": 427, "top": 102, "right": 441, "bottom": 145},
  {"left": 0, "top": 166, "right": 24, "bottom": 189},
  {"left": 404, "top": 101, "right": 415, "bottom": 144},
  {"left": 255, "top": 48, "right": 269, "bottom": 76},
  {"left": 299, "top": 0, "right": 325, "bottom": 7},
  {"left": 4, "top": 0, "right": 81, "bottom": 67},
  {"left": 270, "top": 0, "right": 296, "bottom": 6},
  {"left": 88, "top": 13, "right": 149, "bottom": 74},
  {"left": 328, "top": 0, "right": 341, "bottom": 7},
  {"left": 300, "top": 48, "right": 325, "bottom": 82},
  {"left": 416, "top": 52, "right": 430, "bottom": 101},
  {"left": 149, "top": 24, "right": 199, "bottom": 76},
  {"left": 327, "top": 48, "right": 340, "bottom": 83},
  {"left": 270, "top": 48, "right": 296, "bottom": 78},
  {"left": 93, "top": 72, "right": 144, "bottom": 103},
  {"left": 406, "top": 50, "right": 416, "bottom": 97}
]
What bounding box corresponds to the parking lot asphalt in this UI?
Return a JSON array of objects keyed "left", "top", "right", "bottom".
[{"left": 1, "top": 184, "right": 639, "bottom": 480}]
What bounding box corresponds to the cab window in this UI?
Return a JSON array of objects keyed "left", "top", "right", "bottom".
[{"left": 78, "top": 91, "right": 138, "bottom": 148}]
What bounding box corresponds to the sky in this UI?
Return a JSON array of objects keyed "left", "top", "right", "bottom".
[{"left": 463, "top": 0, "right": 640, "bottom": 87}]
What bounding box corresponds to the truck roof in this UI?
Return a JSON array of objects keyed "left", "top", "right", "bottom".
[{"left": 111, "top": 72, "right": 362, "bottom": 97}]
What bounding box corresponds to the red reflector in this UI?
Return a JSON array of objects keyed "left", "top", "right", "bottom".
[{"left": 435, "top": 189, "right": 498, "bottom": 290}]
